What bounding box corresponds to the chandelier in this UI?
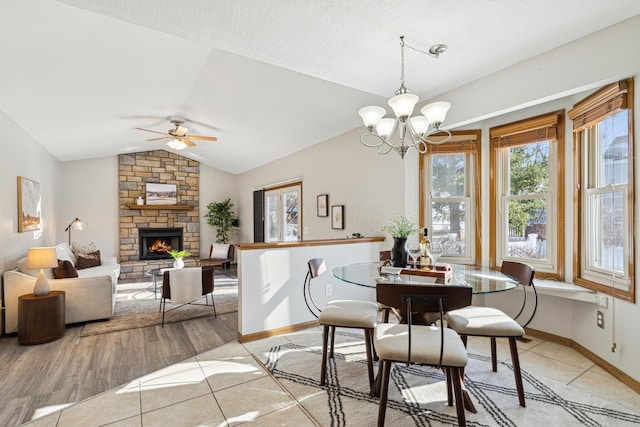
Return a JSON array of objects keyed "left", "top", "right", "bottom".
[{"left": 358, "top": 36, "right": 451, "bottom": 158}]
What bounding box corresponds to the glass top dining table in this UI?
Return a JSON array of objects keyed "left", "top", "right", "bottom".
[{"left": 332, "top": 262, "right": 519, "bottom": 294}]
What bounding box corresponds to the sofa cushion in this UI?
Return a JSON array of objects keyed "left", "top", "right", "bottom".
[
  {"left": 16, "top": 257, "right": 56, "bottom": 279},
  {"left": 76, "top": 250, "right": 102, "bottom": 270},
  {"left": 53, "top": 259, "right": 79, "bottom": 279},
  {"left": 71, "top": 241, "right": 98, "bottom": 257},
  {"left": 55, "top": 242, "right": 77, "bottom": 266}
]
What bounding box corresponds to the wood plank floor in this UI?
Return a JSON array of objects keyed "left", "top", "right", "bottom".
[{"left": 0, "top": 310, "right": 238, "bottom": 427}]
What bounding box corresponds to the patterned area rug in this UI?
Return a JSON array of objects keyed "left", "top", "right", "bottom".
[
  {"left": 80, "top": 278, "right": 237, "bottom": 336},
  {"left": 256, "top": 329, "right": 640, "bottom": 426}
]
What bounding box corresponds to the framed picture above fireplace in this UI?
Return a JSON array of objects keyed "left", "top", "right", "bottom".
[{"left": 146, "top": 183, "right": 177, "bottom": 205}]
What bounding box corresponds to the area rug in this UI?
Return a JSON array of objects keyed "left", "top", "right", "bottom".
[
  {"left": 80, "top": 278, "right": 237, "bottom": 336},
  {"left": 256, "top": 330, "right": 640, "bottom": 426}
]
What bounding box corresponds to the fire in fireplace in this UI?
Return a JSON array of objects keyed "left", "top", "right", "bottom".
[{"left": 138, "top": 227, "right": 183, "bottom": 260}]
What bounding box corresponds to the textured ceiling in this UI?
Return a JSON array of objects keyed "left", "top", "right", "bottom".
[{"left": 1, "top": 0, "right": 640, "bottom": 174}]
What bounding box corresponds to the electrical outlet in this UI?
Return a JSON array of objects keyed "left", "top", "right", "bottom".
[
  {"left": 325, "top": 283, "right": 332, "bottom": 297},
  {"left": 597, "top": 310, "right": 605, "bottom": 329},
  {"left": 596, "top": 294, "right": 608, "bottom": 308}
]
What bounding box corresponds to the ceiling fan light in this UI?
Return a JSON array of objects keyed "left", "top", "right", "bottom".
[
  {"left": 388, "top": 93, "right": 418, "bottom": 118},
  {"left": 375, "top": 118, "right": 396, "bottom": 138},
  {"left": 167, "top": 139, "right": 187, "bottom": 150},
  {"left": 358, "top": 106, "right": 386, "bottom": 128},
  {"left": 421, "top": 101, "right": 451, "bottom": 126}
]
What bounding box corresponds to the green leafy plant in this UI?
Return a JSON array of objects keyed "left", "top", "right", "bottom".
[
  {"left": 204, "top": 198, "right": 237, "bottom": 244},
  {"left": 380, "top": 215, "right": 420, "bottom": 238},
  {"left": 167, "top": 249, "right": 191, "bottom": 258}
]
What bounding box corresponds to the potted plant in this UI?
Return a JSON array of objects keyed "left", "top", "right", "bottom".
[
  {"left": 168, "top": 249, "right": 191, "bottom": 269},
  {"left": 204, "top": 198, "right": 237, "bottom": 244},
  {"left": 380, "top": 215, "right": 420, "bottom": 267}
]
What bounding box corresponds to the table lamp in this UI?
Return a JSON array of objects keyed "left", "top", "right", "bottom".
[{"left": 27, "top": 247, "right": 58, "bottom": 296}]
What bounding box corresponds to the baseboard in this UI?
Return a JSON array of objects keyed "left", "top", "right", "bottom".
[
  {"left": 525, "top": 327, "right": 640, "bottom": 393},
  {"left": 238, "top": 320, "right": 318, "bottom": 343}
]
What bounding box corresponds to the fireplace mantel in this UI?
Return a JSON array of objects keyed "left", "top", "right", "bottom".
[{"left": 127, "top": 204, "right": 194, "bottom": 210}]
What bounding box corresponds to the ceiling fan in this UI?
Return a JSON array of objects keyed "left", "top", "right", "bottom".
[{"left": 136, "top": 119, "right": 217, "bottom": 150}]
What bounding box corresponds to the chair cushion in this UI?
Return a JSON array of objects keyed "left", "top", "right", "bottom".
[
  {"left": 210, "top": 244, "right": 230, "bottom": 259},
  {"left": 445, "top": 306, "right": 524, "bottom": 337},
  {"left": 374, "top": 323, "right": 468, "bottom": 368},
  {"left": 318, "top": 300, "right": 378, "bottom": 329}
]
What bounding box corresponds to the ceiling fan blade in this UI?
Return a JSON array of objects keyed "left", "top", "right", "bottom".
[
  {"left": 136, "top": 127, "right": 170, "bottom": 136},
  {"left": 187, "top": 135, "right": 218, "bottom": 142},
  {"left": 180, "top": 138, "right": 197, "bottom": 147},
  {"left": 147, "top": 136, "right": 171, "bottom": 142}
]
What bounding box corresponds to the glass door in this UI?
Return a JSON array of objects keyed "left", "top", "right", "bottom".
[{"left": 264, "top": 183, "right": 301, "bottom": 242}]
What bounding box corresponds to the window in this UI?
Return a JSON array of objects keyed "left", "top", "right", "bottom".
[
  {"left": 419, "top": 131, "right": 481, "bottom": 265},
  {"left": 264, "top": 182, "right": 302, "bottom": 242},
  {"left": 490, "top": 111, "right": 564, "bottom": 279},
  {"left": 568, "top": 79, "right": 635, "bottom": 302}
]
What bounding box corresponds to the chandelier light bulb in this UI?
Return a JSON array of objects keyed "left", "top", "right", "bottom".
[
  {"left": 376, "top": 118, "right": 396, "bottom": 138},
  {"left": 358, "top": 106, "right": 386, "bottom": 128},
  {"left": 421, "top": 101, "right": 451, "bottom": 126},
  {"left": 388, "top": 93, "right": 419, "bottom": 118},
  {"left": 410, "top": 116, "right": 429, "bottom": 135}
]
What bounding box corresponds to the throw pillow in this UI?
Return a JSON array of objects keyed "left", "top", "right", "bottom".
[
  {"left": 210, "top": 244, "right": 230, "bottom": 259},
  {"left": 76, "top": 250, "right": 102, "bottom": 270},
  {"left": 71, "top": 241, "right": 98, "bottom": 257},
  {"left": 53, "top": 259, "right": 79, "bottom": 279},
  {"left": 56, "top": 242, "right": 77, "bottom": 266}
]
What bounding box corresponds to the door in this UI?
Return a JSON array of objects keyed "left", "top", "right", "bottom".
[{"left": 264, "top": 183, "right": 301, "bottom": 242}]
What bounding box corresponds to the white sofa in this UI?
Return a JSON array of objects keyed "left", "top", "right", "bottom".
[{"left": 2, "top": 243, "right": 120, "bottom": 334}]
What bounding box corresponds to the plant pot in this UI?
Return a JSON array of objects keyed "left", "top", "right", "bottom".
[
  {"left": 391, "top": 237, "right": 408, "bottom": 268},
  {"left": 173, "top": 258, "right": 184, "bottom": 269}
]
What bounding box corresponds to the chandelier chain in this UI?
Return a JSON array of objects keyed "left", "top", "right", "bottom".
[{"left": 400, "top": 36, "right": 406, "bottom": 88}]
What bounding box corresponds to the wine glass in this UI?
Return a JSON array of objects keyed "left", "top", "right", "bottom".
[
  {"left": 430, "top": 242, "right": 444, "bottom": 269},
  {"left": 407, "top": 242, "right": 421, "bottom": 268}
]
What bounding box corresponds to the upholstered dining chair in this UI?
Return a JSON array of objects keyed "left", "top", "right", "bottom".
[
  {"left": 374, "top": 282, "right": 472, "bottom": 427},
  {"left": 444, "top": 261, "right": 535, "bottom": 407},
  {"left": 305, "top": 258, "right": 379, "bottom": 394},
  {"left": 161, "top": 266, "right": 216, "bottom": 327}
]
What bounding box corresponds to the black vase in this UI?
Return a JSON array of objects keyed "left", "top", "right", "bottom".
[{"left": 391, "top": 237, "right": 408, "bottom": 268}]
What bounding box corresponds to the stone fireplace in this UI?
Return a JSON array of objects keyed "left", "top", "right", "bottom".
[{"left": 118, "top": 150, "right": 200, "bottom": 281}]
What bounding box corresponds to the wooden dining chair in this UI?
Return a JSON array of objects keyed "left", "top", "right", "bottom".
[
  {"left": 444, "top": 261, "right": 534, "bottom": 407},
  {"left": 374, "top": 282, "right": 472, "bottom": 427},
  {"left": 306, "top": 258, "right": 379, "bottom": 394}
]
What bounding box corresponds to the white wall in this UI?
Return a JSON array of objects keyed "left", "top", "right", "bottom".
[
  {"left": 199, "top": 164, "right": 238, "bottom": 256},
  {"left": 59, "top": 157, "right": 119, "bottom": 256},
  {"left": 235, "top": 127, "right": 406, "bottom": 246}
]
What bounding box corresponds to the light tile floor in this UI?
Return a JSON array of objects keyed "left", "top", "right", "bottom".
[{"left": 21, "top": 328, "right": 640, "bottom": 426}]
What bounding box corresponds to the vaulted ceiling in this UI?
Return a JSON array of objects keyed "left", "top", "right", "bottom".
[{"left": 2, "top": 1, "right": 640, "bottom": 174}]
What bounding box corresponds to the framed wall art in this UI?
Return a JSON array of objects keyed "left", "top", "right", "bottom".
[
  {"left": 331, "top": 205, "right": 344, "bottom": 229},
  {"left": 145, "top": 183, "right": 177, "bottom": 205},
  {"left": 17, "top": 176, "right": 42, "bottom": 232},
  {"left": 317, "top": 194, "right": 328, "bottom": 217}
]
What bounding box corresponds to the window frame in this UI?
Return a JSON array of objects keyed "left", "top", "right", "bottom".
[
  {"left": 263, "top": 181, "right": 302, "bottom": 243},
  {"left": 419, "top": 130, "right": 482, "bottom": 266},
  {"left": 568, "top": 78, "right": 635, "bottom": 302},
  {"left": 489, "top": 111, "right": 565, "bottom": 279}
]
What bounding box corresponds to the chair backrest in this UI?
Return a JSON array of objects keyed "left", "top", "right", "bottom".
[
  {"left": 379, "top": 251, "right": 391, "bottom": 262},
  {"left": 208, "top": 243, "right": 234, "bottom": 260},
  {"left": 501, "top": 261, "right": 535, "bottom": 287},
  {"left": 307, "top": 258, "right": 326, "bottom": 279},
  {"left": 162, "top": 266, "right": 215, "bottom": 298},
  {"left": 376, "top": 283, "right": 472, "bottom": 315}
]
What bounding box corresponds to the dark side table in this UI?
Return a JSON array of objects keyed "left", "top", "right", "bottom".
[{"left": 18, "top": 291, "right": 66, "bottom": 345}]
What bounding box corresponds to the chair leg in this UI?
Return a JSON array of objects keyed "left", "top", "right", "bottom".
[
  {"left": 364, "top": 328, "right": 374, "bottom": 391},
  {"left": 329, "top": 326, "right": 336, "bottom": 358},
  {"left": 377, "top": 360, "right": 392, "bottom": 427},
  {"left": 211, "top": 293, "right": 217, "bottom": 319},
  {"left": 320, "top": 325, "right": 329, "bottom": 386},
  {"left": 490, "top": 337, "right": 497, "bottom": 372},
  {"left": 509, "top": 337, "right": 526, "bottom": 407},
  {"left": 445, "top": 367, "right": 453, "bottom": 406},
  {"left": 451, "top": 367, "right": 467, "bottom": 427},
  {"left": 161, "top": 299, "right": 166, "bottom": 327}
]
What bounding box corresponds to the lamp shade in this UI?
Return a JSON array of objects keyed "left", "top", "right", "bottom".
[
  {"left": 410, "top": 116, "right": 429, "bottom": 135},
  {"left": 167, "top": 139, "right": 188, "bottom": 150},
  {"left": 375, "top": 118, "right": 396, "bottom": 138},
  {"left": 358, "top": 106, "right": 386, "bottom": 128},
  {"left": 388, "top": 93, "right": 419, "bottom": 118},
  {"left": 27, "top": 247, "right": 57, "bottom": 296},
  {"left": 26, "top": 247, "right": 58, "bottom": 269},
  {"left": 421, "top": 101, "right": 451, "bottom": 125}
]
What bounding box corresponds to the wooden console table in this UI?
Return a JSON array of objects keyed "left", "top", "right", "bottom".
[{"left": 18, "top": 291, "right": 66, "bottom": 345}]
